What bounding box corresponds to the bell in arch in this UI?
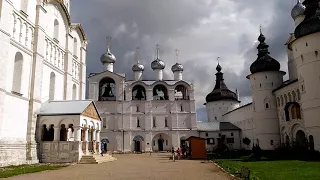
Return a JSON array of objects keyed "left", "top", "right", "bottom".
[
  {"left": 102, "top": 83, "right": 114, "bottom": 97},
  {"left": 135, "top": 88, "right": 144, "bottom": 100}
]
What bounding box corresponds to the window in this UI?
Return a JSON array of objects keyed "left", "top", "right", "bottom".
[
  {"left": 103, "top": 118, "right": 106, "bottom": 128},
  {"left": 73, "top": 38, "right": 78, "bottom": 56},
  {"left": 137, "top": 118, "right": 140, "bottom": 127},
  {"left": 54, "top": 19, "right": 59, "bottom": 40},
  {"left": 231, "top": 133, "right": 233, "bottom": 137},
  {"left": 180, "top": 104, "right": 183, "bottom": 112},
  {"left": 206, "top": 138, "right": 215, "bottom": 144},
  {"left": 266, "top": 103, "right": 269, "bottom": 109},
  {"left": 72, "top": 84, "right": 77, "bottom": 100},
  {"left": 165, "top": 117, "right": 168, "bottom": 127},
  {"left": 215, "top": 117, "right": 217, "bottom": 120},
  {"left": 226, "top": 138, "right": 234, "bottom": 144},
  {"left": 12, "top": 52, "right": 23, "bottom": 94},
  {"left": 205, "top": 133, "right": 208, "bottom": 137},
  {"left": 136, "top": 105, "right": 140, "bottom": 112},
  {"left": 270, "top": 140, "right": 274, "bottom": 145},
  {"left": 153, "top": 117, "right": 156, "bottom": 127},
  {"left": 166, "top": 140, "right": 168, "bottom": 146}
]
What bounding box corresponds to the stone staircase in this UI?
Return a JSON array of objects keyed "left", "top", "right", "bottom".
[{"left": 79, "top": 154, "right": 117, "bottom": 164}]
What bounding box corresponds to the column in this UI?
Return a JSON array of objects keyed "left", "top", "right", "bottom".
[
  {"left": 54, "top": 127, "right": 60, "bottom": 141},
  {"left": 93, "top": 129, "right": 96, "bottom": 141},
  {"left": 84, "top": 128, "right": 89, "bottom": 154},
  {"left": 74, "top": 126, "right": 82, "bottom": 141},
  {"left": 96, "top": 130, "right": 101, "bottom": 153},
  {"left": 92, "top": 129, "right": 97, "bottom": 154}
]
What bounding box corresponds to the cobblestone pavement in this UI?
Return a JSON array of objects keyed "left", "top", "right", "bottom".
[{"left": 6, "top": 153, "right": 232, "bottom": 180}]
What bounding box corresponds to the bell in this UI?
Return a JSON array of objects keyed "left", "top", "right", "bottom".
[
  {"left": 135, "top": 88, "right": 145, "bottom": 100},
  {"left": 102, "top": 84, "right": 114, "bottom": 97},
  {"left": 153, "top": 88, "right": 158, "bottom": 96}
]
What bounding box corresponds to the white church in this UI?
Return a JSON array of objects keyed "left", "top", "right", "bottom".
[
  {"left": 1, "top": 0, "right": 320, "bottom": 167},
  {"left": 204, "top": 0, "right": 320, "bottom": 151}
]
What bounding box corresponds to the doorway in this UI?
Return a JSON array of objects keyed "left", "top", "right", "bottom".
[
  {"left": 296, "top": 130, "right": 306, "bottom": 147},
  {"left": 135, "top": 140, "right": 141, "bottom": 152},
  {"left": 103, "top": 142, "right": 108, "bottom": 152},
  {"left": 158, "top": 139, "right": 164, "bottom": 151}
]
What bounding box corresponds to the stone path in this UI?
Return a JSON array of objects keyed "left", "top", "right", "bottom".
[{"left": 6, "top": 153, "right": 232, "bottom": 180}]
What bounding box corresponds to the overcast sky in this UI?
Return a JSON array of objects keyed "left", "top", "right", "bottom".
[{"left": 70, "top": 0, "right": 298, "bottom": 121}]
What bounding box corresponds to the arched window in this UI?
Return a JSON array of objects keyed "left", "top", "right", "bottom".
[
  {"left": 136, "top": 105, "right": 140, "bottom": 112},
  {"left": 20, "top": 0, "right": 28, "bottom": 13},
  {"left": 290, "top": 104, "right": 301, "bottom": 119},
  {"left": 297, "top": 89, "right": 301, "bottom": 100},
  {"left": 60, "top": 124, "right": 67, "bottom": 141},
  {"left": 73, "top": 38, "right": 78, "bottom": 56},
  {"left": 180, "top": 104, "right": 183, "bottom": 112},
  {"left": 49, "top": 72, "right": 56, "bottom": 101},
  {"left": 54, "top": 19, "right": 59, "bottom": 40},
  {"left": 48, "top": 124, "right": 54, "bottom": 141},
  {"left": 153, "top": 84, "right": 168, "bottom": 100},
  {"left": 41, "top": 125, "right": 48, "bottom": 141},
  {"left": 137, "top": 118, "right": 140, "bottom": 127},
  {"left": 264, "top": 97, "right": 270, "bottom": 109},
  {"left": 288, "top": 92, "right": 292, "bottom": 102},
  {"left": 292, "top": 91, "right": 296, "bottom": 101},
  {"left": 153, "top": 117, "right": 156, "bottom": 127},
  {"left": 99, "top": 77, "right": 116, "bottom": 101},
  {"left": 12, "top": 52, "right": 23, "bottom": 94},
  {"left": 284, "top": 94, "right": 288, "bottom": 104},
  {"left": 132, "top": 85, "right": 146, "bottom": 100},
  {"left": 72, "top": 84, "right": 77, "bottom": 100},
  {"left": 174, "top": 85, "right": 189, "bottom": 100}
]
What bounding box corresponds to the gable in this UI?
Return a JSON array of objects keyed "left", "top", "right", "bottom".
[
  {"left": 81, "top": 103, "right": 100, "bottom": 120},
  {"left": 88, "top": 70, "right": 125, "bottom": 84}
]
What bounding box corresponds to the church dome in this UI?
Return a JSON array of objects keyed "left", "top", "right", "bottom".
[
  {"left": 250, "top": 32, "right": 280, "bottom": 74},
  {"left": 151, "top": 58, "right": 165, "bottom": 70},
  {"left": 171, "top": 63, "right": 184, "bottom": 72},
  {"left": 291, "top": 0, "right": 306, "bottom": 19},
  {"left": 100, "top": 48, "right": 116, "bottom": 64},
  {"left": 132, "top": 63, "right": 144, "bottom": 72},
  {"left": 206, "top": 64, "right": 238, "bottom": 103}
]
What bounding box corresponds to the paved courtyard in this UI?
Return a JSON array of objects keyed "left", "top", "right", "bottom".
[{"left": 6, "top": 153, "right": 232, "bottom": 180}]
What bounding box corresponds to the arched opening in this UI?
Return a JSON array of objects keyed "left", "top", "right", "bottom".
[
  {"left": 60, "top": 124, "right": 67, "bottom": 141},
  {"left": 285, "top": 102, "right": 301, "bottom": 121},
  {"left": 133, "top": 135, "right": 144, "bottom": 152},
  {"left": 73, "top": 38, "right": 78, "bottom": 56},
  {"left": 174, "top": 85, "right": 189, "bottom": 100},
  {"left": 296, "top": 130, "right": 306, "bottom": 147},
  {"left": 49, "top": 72, "right": 56, "bottom": 101},
  {"left": 99, "top": 77, "right": 116, "bottom": 101},
  {"left": 72, "top": 84, "right": 77, "bottom": 100},
  {"left": 292, "top": 91, "right": 296, "bottom": 101},
  {"left": 297, "top": 89, "right": 301, "bottom": 100},
  {"left": 264, "top": 97, "right": 270, "bottom": 109},
  {"left": 137, "top": 118, "right": 140, "bottom": 127},
  {"left": 284, "top": 94, "right": 288, "bottom": 104},
  {"left": 12, "top": 52, "right": 23, "bottom": 94},
  {"left": 132, "top": 85, "right": 146, "bottom": 100},
  {"left": 67, "top": 124, "right": 74, "bottom": 141},
  {"left": 152, "top": 133, "right": 170, "bottom": 151},
  {"left": 153, "top": 84, "right": 168, "bottom": 100},
  {"left": 288, "top": 92, "right": 292, "bottom": 102},
  {"left": 41, "top": 125, "right": 48, "bottom": 141},
  {"left": 54, "top": 19, "right": 59, "bottom": 40},
  {"left": 309, "top": 135, "right": 314, "bottom": 151}
]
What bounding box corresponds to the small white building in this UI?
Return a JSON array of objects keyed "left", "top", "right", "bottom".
[{"left": 36, "top": 100, "right": 101, "bottom": 163}]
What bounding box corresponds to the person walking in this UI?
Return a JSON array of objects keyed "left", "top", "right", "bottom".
[
  {"left": 171, "top": 147, "right": 175, "bottom": 162},
  {"left": 177, "top": 147, "right": 182, "bottom": 160}
]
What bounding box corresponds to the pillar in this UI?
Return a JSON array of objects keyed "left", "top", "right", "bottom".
[
  {"left": 74, "top": 126, "right": 81, "bottom": 141},
  {"left": 93, "top": 129, "right": 96, "bottom": 141},
  {"left": 84, "top": 128, "right": 89, "bottom": 154},
  {"left": 96, "top": 130, "right": 101, "bottom": 153},
  {"left": 54, "top": 127, "right": 60, "bottom": 141}
]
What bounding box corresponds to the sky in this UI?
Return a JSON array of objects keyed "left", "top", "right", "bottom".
[{"left": 70, "top": 0, "right": 298, "bottom": 121}]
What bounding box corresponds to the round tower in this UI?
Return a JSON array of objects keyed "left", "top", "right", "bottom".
[
  {"left": 151, "top": 44, "right": 165, "bottom": 81},
  {"left": 205, "top": 63, "right": 240, "bottom": 122},
  {"left": 132, "top": 47, "right": 144, "bottom": 81},
  {"left": 291, "top": 0, "right": 306, "bottom": 27},
  {"left": 100, "top": 37, "right": 116, "bottom": 72},
  {"left": 291, "top": 0, "right": 320, "bottom": 151},
  {"left": 247, "top": 30, "right": 285, "bottom": 150}
]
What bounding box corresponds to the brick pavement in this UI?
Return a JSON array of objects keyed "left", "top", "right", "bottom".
[{"left": 5, "top": 153, "right": 232, "bottom": 180}]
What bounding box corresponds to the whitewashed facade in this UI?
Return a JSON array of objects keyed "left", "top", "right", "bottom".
[
  {"left": 0, "top": 0, "right": 87, "bottom": 167},
  {"left": 205, "top": 1, "right": 320, "bottom": 151}
]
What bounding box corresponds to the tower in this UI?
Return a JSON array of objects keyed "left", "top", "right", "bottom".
[
  {"left": 151, "top": 44, "right": 165, "bottom": 81},
  {"left": 100, "top": 36, "right": 116, "bottom": 72},
  {"left": 291, "top": 0, "right": 306, "bottom": 27},
  {"left": 132, "top": 47, "right": 144, "bottom": 81},
  {"left": 291, "top": 0, "right": 320, "bottom": 151},
  {"left": 171, "top": 49, "right": 184, "bottom": 81},
  {"left": 205, "top": 61, "right": 240, "bottom": 122},
  {"left": 247, "top": 29, "right": 285, "bottom": 150}
]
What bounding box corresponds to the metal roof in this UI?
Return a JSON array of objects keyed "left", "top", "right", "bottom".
[
  {"left": 37, "top": 100, "right": 95, "bottom": 116},
  {"left": 197, "top": 121, "right": 241, "bottom": 131}
]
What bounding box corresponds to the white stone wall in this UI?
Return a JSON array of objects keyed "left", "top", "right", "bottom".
[
  {"left": 206, "top": 100, "right": 240, "bottom": 122},
  {"left": 199, "top": 131, "right": 241, "bottom": 151}
]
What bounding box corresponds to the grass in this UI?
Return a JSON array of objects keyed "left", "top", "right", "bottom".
[
  {"left": 0, "top": 164, "right": 68, "bottom": 178},
  {"left": 215, "top": 159, "right": 320, "bottom": 180}
]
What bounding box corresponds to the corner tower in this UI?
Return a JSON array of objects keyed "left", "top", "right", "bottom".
[
  {"left": 291, "top": 0, "right": 320, "bottom": 151},
  {"left": 247, "top": 29, "right": 285, "bottom": 150},
  {"left": 205, "top": 62, "right": 240, "bottom": 122}
]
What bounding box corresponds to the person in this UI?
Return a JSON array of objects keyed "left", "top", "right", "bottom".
[
  {"left": 177, "top": 147, "right": 182, "bottom": 160},
  {"left": 100, "top": 142, "right": 104, "bottom": 156},
  {"left": 171, "top": 147, "right": 175, "bottom": 162}
]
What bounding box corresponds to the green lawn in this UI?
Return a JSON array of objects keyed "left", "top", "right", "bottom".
[
  {"left": 0, "top": 164, "right": 67, "bottom": 178},
  {"left": 216, "top": 159, "right": 320, "bottom": 180}
]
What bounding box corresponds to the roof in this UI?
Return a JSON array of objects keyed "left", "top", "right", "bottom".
[
  {"left": 125, "top": 80, "right": 192, "bottom": 86},
  {"left": 186, "top": 136, "right": 206, "bottom": 140},
  {"left": 223, "top": 103, "right": 253, "bottom": 116},
  {"left": 272, "top": 79, "right": 298, "bottom": 92},
  {"left": 197, "top": 121, "right": 241, "bottom": 132},
  {"left": 37, "top": 100, "right": 99, "bottom": 117}
]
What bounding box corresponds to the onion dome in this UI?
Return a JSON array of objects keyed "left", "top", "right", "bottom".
[
  {"left": 206, "top": 63, "right": 238, "bottom": 103},
  {"left": 294, "top": 0, "right": 320, "bottom": 38},
  {"left": 100, "top": 48, "right": 116, "bottom": 64},
  {"left": 171, "top": 63, "right": 184, "bottom": 72},
  {"left": 132, "top": 63, "right": 144, "bottom": 72},
  {"left": 250, "top": 31, "right": 280, "bottom": 74},
  {"left": 151, "top": 59, "right": 165, "bottom": 70},
  {"left": 291, "top": 0, "right": 306, "bottom": 19}
]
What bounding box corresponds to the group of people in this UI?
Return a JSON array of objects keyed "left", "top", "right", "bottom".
[{"left": 171, "top": 145, "right": 189, "bottom": 161}]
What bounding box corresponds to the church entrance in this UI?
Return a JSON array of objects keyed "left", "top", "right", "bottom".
[
  {"left": 158, "top": 139, "right": 164, "bottom": 151},
  {"left": 135, "top": 140, "right": 141, "bottom": 152},
  {"left": 296, "top": 130, "right": 306, "bottom": 147}
]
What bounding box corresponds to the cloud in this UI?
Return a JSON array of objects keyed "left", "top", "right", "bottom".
[{"left": 71, "top": 0, "right": 296, "bottom": 121}]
